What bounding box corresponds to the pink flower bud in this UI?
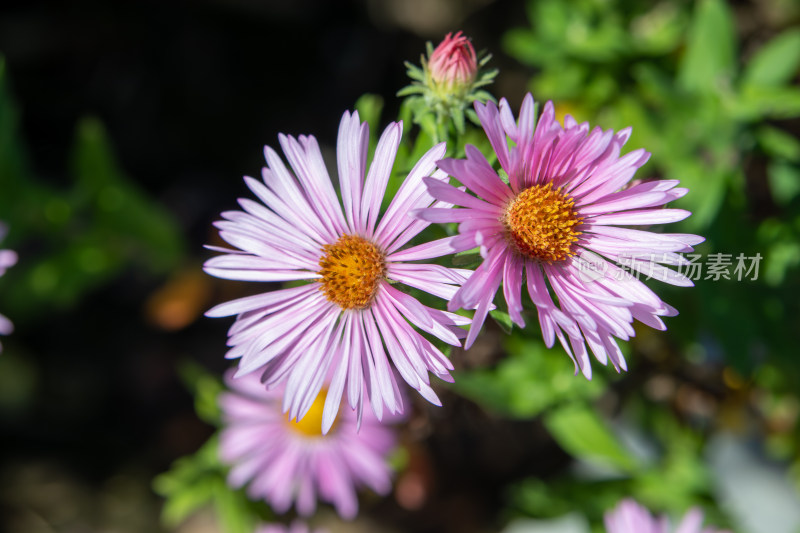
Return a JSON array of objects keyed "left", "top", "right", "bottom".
[{"left": 428, "top": 31, "right": 478, "bottom": 89}]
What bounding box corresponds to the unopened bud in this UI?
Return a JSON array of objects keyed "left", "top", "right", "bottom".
[{"left": 428, "top": 31, "right": 478, "bottom": 91}]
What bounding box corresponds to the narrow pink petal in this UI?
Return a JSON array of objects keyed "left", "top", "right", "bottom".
[
  {"left": 260, "top": 149, "right": 333, "bottom": 242},
  {"left": 322, "top": 345, "right": 348, "bottom": 435},
  {"left": 388, "top": 266, "right": 464, "bottom": 301},
  {"left": 502, "top": 254, "right": 525, "bottom": 327},
  {"left": 423, "top": 177, "right": 503, "bottom": 213},
  {"left": 370, "top": 303, "right": 420, "bottom": 390},
  {"left": 590, "top": 208, "right": 691, "bottom": 226},
  {"left": 280, "top": 133, "right": 347, "bottom": 238},
  {"left": 675, "top": 509, "right": 705, "bottom": 533},
  {"left": 439, "top": 146, "right": 512, "bottom": 205},
  {"left": 235, "top": 198, "right": 322, "bottom": 255},
  {"left": 381, "top": 283, "right": 433, "bottom": 328},
  {"left": 474, "top": 99, "right": 511, "bottom": 171},
  {"left": 204, "top": 252, "right": 311, "bottom": 272},
  {"left": 374, "top": 294, "right": 430, "bottom": 384},
  {"left": 578, "top": 192, "right": 674, "bottom": 216},
  {"left": 381, "top": 283, "right": 462, "bottom": 346},
  {"left": 297, "top": 134, "right": 349, "bottom": 233},
  {"left": 206, "top": 283, "right": 316, "bottom": 317},
  {"left": 204, "top": 266, "right": 320, "bottom": 282},
  {"left": 413, "top": 206, "right": 497, "bottom": 224},
  {"left": 386, "top": 236, "right": 457, "bottom": 262},
  {"left": 245, "top": 174, "right": 329, "bottom": 245},
  {"left": 362, "top": 309, "right": 402, "bottom": 414},
  {"left": 346, "top": 313, "right": 364, "bottom": 409},
  {"left": 362, "top": 121, "right": 402, "bottom": 234},
  {"left": 356, "top": 313, "right": 383, "bottom": 421},
  {"left": 375, "top": 142, "right": 446, "bottom": 245},
  {"left": 336, "top": 111, "right": 366, "bottom": 234},
  {"left": 572, "top": 148, "right": 651, "bottom": 204}
]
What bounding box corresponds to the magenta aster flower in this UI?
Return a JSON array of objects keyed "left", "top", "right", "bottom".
[
  {"left": 417, "top": 94, "right": 703, "bottom": 377},
  {"left": 219, "top": 371, "right": 397, "bottom": 520},
  {"left": 605, "top": 499, "right": 730, "bottom": 533},
  {"left": 205, "top": 111, "right": 469, "bottom": 431},
  {"left": 0, "top": 223, "right": 17, "bottom": 351}
]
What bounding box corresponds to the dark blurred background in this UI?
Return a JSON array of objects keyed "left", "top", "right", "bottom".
[
  {"left": 0, "top": 1, "right": 528, "bottom": 531},
  {"left": 2, "top": 1, "right": 800, "bottom": 532}
]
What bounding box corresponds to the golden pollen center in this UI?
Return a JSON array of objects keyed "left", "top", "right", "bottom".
[
  {"left": 503, "top": 184, "right": 583, "bottom": 262},
  {"left": 288, "top": 388, "right": 337, "bottom": 437},
  {"left": 319, "top": 234, "right": 386, "bottom": 309}
]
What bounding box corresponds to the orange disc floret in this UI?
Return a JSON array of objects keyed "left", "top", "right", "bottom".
[
  {"left": 319, "top": 234, "right": 386, "bottom": 309},
  {"left": 503, "top": 183, "right": 583, "bottom": 262}
]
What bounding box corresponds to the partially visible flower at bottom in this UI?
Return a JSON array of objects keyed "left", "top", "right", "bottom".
[
  {"left": 0, "top": 223, "right": 17, "bottom": 351},
  {"left": 219, "top": 371, "right": 399, "bottom": 520},
  {"left": 604, "top": 499, "right": 730, "bottom": 533},
  {"left": 256, "top": 520, "right": 326, "bottom": 533}
]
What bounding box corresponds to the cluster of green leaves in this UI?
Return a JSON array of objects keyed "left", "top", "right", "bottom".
[
  {"left": 0, "top": 58, "right": 184, "bottom": 320},
  {"left": 456, "top": 331, "right": 724, "bottom": 530},
  {"left": 153, "top": 361, "right": 272, "bottom": 533},
  {"left": 397, "top": 39, "right": 498, "bottom": 146},
  {"left": 445, "top": 0, "right": 800, "bottom": 530}
]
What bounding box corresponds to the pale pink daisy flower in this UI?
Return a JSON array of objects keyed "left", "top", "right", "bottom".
[
  {"left": 605, "top": 499, "right": 730, "bottom": 533},
  {"left": 0, "top": 223, "right": 17, "bottom": 351},
  {"left": 205, "top": 111, "right": 469, "bottom": 431},
  {"left": 417, "top": 94, "right": 703, "bottom": 377},
  {"left": 219, "top": 371, "right": 397, "bottom": 520}
]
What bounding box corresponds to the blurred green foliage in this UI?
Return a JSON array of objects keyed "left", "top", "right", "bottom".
[
  {"left": 153, "top": 435, "right": 268, "bottom": 533},
  {"left": 155, "top": 363, "right": 271, "bottom": 533},
  {"left": 0, "top": 57, "right": 184, "bottom": 320},
  {"left": 453, "top": 0, "right": 800, "bottom": 531},
  {"left": 453, "top": 332, "right": 606, "bottom": 419}
]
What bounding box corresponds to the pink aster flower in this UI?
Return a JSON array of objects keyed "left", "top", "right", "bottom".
[
  {"left": 219, "top": 371, "right": 397, "bottom": 520},
  {"left": 605, "top": 499, "right": 730, "bottom": 533},
  {"left": 417, "top": 94, "right": 703, "bottom": 377},
  {"left": 0, "top": 223, "right": 17, "bottom": 351},
  {"left": 429, "top": 31, "right": 478, "bottom": 90},
  {"left": 205, "top": 111, "right": 469, "bottom": 431}
]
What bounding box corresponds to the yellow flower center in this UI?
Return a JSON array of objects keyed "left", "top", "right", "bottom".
[
  {"left": 319, "top": 234, "right": 386, "bottom": 309},
  {"left": 503, "top": 183, "right": 583, "bottom": 262},
  {"left": 288, "top": 388, "right": 338, "bottom": 437}
]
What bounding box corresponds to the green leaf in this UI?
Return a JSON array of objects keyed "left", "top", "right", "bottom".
[
  {"left": 678, "top": 0, "right": 737, "bottom": 94},
  {"left": 159, "top": 477, "right": 218, "bottom": 528},
  {"left": 544, "top": 403, "right": 638, "bottom": 473},
  {"left": 731, "top": 86, "right": 800, "bottom": 120},
  {"left": 758, "top": 125, "right": 800, "bottom": 162},
  {"left": 71, "top": 117, "right": 184, "bottom": 273},
  {"left": 213, "top": 479, "right": 257, "bottom": 533},
  {"left": 153, "top": 436, "right": 225, "bottom": 527},
  {"left": 452, "top": 249, "right": 481, "bottom": 267},
  {"left": 768, "top": 162, "right": 800, "bottom": 206},
  {"left": 354, "top": 93, "right": 383, "bottom": 136},
  {"left": 452, "top": 333, "right": 605, "bottom": 419},
  {"left": 178, "top": 359, "right": 225, "bottom": 426},
  {"left": 742, "top": 29, "right": 800, "bottom": 89},
  {"left": 490, "top": 309, "right": 513, "bottom": 334},
  {"left": 661, "top": 154, "right": 729, "bottom": 231}
]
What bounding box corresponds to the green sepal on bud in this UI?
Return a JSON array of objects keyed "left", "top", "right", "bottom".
[{"left": 398, "top": 32, "right": 498, "bottom": 146}]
